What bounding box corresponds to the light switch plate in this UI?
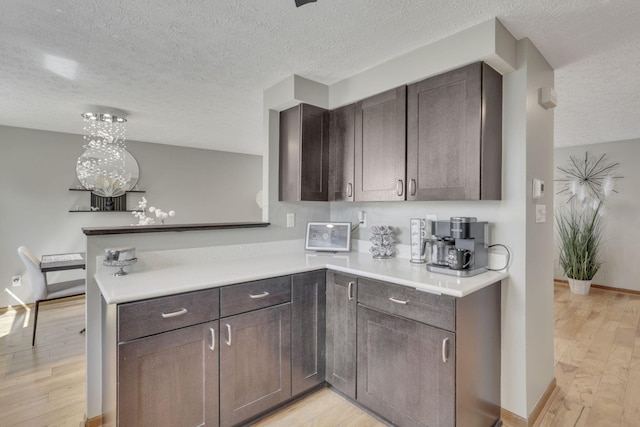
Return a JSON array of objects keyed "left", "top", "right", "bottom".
[
  {"left": 286, "top": 213, "right": 295, "bottom": 228},
  {"left": 535, "top": 204, "right": 546, "bottom": 223}
]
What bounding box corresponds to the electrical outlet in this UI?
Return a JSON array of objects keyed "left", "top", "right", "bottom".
[
  {"left": 286, "top": 213, "right": 295, "bottom": 228},
  {"left": 12, "top": 275, "right": 21, "bottom": 287},
  {"left": 358, "top": 210, "right": 367, "bottom": 227}
]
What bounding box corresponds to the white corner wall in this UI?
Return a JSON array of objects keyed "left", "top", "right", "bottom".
[{"left": 554, "top": 139, "right": 640, "bottom": 291}]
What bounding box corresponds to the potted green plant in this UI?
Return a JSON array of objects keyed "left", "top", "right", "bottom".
[
  {"left": 555, "top": 151, "right": 621, "bottom": 294},
  {"left": 556, "top": 203, "right": 603, "bottom": 294}
]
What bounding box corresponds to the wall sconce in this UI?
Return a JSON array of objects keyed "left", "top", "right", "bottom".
[
  {"left": 538, "top": 87, "right": 557, "bottom": 109},
  {"left": 76, "top": 112, "right": 139, "bottom": 210}
]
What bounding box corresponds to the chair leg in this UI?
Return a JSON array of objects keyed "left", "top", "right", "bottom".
[{"left": 32, "top": 300, "right": 40, "bottom": 346}]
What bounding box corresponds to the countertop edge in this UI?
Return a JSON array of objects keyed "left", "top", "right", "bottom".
[{"left": 97, "top": 261, "right": 508, "bottom": 305}]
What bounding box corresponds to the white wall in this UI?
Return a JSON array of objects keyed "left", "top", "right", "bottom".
[
  {"left": 520, "top": 39, "right": 556, "bottom": 415},
  {"left": 0, "top": 125, "right": 262, "bottom": 308},
  {"left": 554, "top": 139, "right": 640, "bottom": 291}
]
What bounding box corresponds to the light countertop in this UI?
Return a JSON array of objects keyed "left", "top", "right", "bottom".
[{"left": 95, "top": 240, "right": 508, "bottom": 304}]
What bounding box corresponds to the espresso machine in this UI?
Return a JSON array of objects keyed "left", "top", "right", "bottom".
[{"left": 426, "top": 217, "right": 489, "bottom": 277}]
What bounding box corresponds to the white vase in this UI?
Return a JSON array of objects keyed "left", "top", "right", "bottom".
[{"left": 568, "top": 278, "right": 592, "bottom": 295}]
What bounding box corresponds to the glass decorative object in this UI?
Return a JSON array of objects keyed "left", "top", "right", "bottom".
[{"left": 369, "top": 225, "right": 396, "bottom": 259}]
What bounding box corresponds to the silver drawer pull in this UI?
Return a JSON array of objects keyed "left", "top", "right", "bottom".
[
  {"left": 161, "top": 308, "right": 188, "bottom": 318},
  {"left": 347, "top": 183, "right": 353, "bottom": 198},
  {"left": 389, "top": 297, "right": 409, "bottom": 305},
  {"left": 209, "top": 328, "right": 215, "bottom": 351},
  {"left": 249, "top": 291, "right": 270, "bottom": 299},
  {"left": 442, "top": 337, "right": 450, "bottom": 363},
  {"left": 396, "top": 179, "right": 404, "bottom": 197},
  {"left": 348, "top": 282, "right": 355, "bottom": 301},
  {"left": 225, "top": 323, "right": 232, "bottom": 346}
]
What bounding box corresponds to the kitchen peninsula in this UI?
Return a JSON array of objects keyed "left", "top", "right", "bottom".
[{"left": 89, "top": 231, "right": 506, "bottom": 427}]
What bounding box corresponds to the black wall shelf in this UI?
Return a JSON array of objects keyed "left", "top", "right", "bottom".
[{"left": 69, "top": 188, "right": 146, "bottom": 212}]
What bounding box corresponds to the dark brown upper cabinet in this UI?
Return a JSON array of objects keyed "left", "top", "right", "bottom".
[
  {"left": 354, "top": 86, "right": 407, "bottom": 201},
  {"left": 329, "top": 104, "right": 355, "bottom": 201},
  {"left": 407, "top": 62, "right": 502, "bottom": 201},
  {"left": 279, "top": 103, "right": 329, "bottom": 201}
]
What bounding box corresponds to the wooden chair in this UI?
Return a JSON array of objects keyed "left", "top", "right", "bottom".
[{"left": 17, "top": 246, "right": 85, "bottom": 346}]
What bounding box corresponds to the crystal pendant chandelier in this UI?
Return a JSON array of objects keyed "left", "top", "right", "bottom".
[{"left": 76, "top": 112, "right": 133, "bottom": 198}]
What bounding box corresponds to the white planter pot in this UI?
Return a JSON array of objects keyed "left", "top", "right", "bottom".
[{"left": 568, "top": 278, "right": 592, "bottom": 295}]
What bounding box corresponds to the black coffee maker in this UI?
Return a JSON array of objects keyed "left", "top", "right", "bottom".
[{"left": 426, "top": 217, "right": 489, "bottom": 277}]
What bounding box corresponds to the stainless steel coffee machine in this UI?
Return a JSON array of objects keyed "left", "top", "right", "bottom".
[{"left": 426, "top": 217, "right": 489, "bottom": 277}]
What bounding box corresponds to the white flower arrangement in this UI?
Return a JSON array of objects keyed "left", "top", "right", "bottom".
[{"left": 132, "top": 197, "right": 176, "bottom": 226}]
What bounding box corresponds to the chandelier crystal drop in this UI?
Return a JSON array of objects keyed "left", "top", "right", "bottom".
[{"left": 77, "top": 112, "right": 132, "bottom": 197}]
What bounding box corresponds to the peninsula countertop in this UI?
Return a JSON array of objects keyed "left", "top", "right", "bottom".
[{"left": 95, "top": 240, "right": 508, "bottom": 304}]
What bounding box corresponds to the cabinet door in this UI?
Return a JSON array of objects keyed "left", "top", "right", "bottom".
[
  {"left": 325, "top": 271, "right": 357, "bottom": 399},
  {"left": 220, "top": 304, "right": 291, "bottom": 427},
  {"left": 329, "top": 103, "right": 355, "bottom": 201},
  {"left": 354, "top": 86, "right": 407, "bottom": 201},
  {"left": 407, "top": 62, "right": 501, "bottom": 200},
  {"left": 292, "top": 271, "right": 326, "bottom": 396},
  {"left": 357, "top": 306, "right": 455, "bottom": 427},
  {"left": 279, "top": 103, "right": 329, "bottom": 201},
  {"left": 118, "top": 322, "right": 219, "bottom": 427}
]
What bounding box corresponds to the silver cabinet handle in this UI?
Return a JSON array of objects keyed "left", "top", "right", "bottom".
[
  {"left": 161, "top": 308, "right": 187, "bottom": 318},
  {"left": 225, "top": 324, "right": 232, "bottom": 346},
  {"left": 410, "top": 179, "right": 417, "bottom": 196},
  {"left": 396, "top": 179, "right": 404, "bottom": 197},
  {"left": 347, "top": 183, "right": 353, "bottom": 198},
  {"left": 442, "top": 337, "right": 450, "bottom": 363},
  {"left": 389, "top": 297, "right": 409, "bottom": 305},
  {"left": 209, "top": 328, "right": 215, "bottom": 351},
  {"left": 347, "top": 281, "right": 355, "bottom": 301},
  {"left": 249, "top": 291, "right": 270, "bottom": 299}
]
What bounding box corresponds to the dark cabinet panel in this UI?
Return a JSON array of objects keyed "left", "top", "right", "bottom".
[
  {"left": 329, "top": 104, "right": 355, "bottom": 201},
  {"left": 325, "top": 271, "right": 357, "bottom": 399},
  {"left": 357, "top": 306, "right": 455, "bottom": 427},
  {"left": 220, "top": 304, "right": 291, "bottom": 427},
  {"left": 118, "top": 288, "right": 219, "bottom": 342},
  {"left": 357, "top": 277, "right": 456, "bottom": 332},
  {"left": 118, "top": 322, "right": 219, "bottom": 427},
  {"left": 354, "top": 86, "right": 407, "bottom": 201},
  {"left": 291, "top": 271, "right": 326, "bottom": 395},
  {"left": 279, "top": 103, "right": 329, "bottom": 201},
  {"left": 407, "top": 62, "right": 502, "bottom": 200},
  {"left": 220, "top": 275, "right": 291, "bottom": 318}
]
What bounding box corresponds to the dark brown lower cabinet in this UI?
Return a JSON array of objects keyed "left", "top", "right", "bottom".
[
  {"left": 325, "top": 271, "right": 358, "bottom": 399},
  {"left": 219, "top": 303, "right": 291, "bottom": 427},
  {"left": 118, "top": 321, "right": 219, "bottom": 427},
  {"left": 357, "top": 305, "right": 455, "bottom": 427},
  {"left": 291, "top": 271, "right": 326, "bottom": 396}
]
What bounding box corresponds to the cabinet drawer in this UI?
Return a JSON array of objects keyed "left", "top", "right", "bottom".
[
  {"left": 118, "top": 288, "right": 220, "bottom": 342},
  {"left": 357, "top": 278, "right": 456, "bottom": 332},
  {"left": 220, "top": 276, "right": 291, "bottom": 317}
]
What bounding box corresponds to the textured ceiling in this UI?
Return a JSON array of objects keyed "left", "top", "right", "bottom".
[{"left": 1, "top": 0, "right": 639, "bottom": 155}]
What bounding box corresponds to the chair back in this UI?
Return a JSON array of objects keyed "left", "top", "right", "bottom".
[{"left": 17, "top": 246, "right": 48, "bottom": 301}]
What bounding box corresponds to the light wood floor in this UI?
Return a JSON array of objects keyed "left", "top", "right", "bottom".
[
  {"left": 533, "top": 283, "right": 640, "bottom": 427},
  {"left": 2, "top": 285, "right": 640, "bottom": 427},
  {"left": 0, "top": 297, "right": 86, "bottom": 427}
]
